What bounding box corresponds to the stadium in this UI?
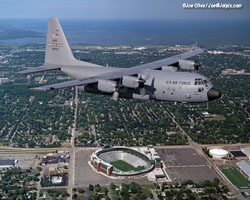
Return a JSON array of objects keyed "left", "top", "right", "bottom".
[{"left": 90, "top": 147, "right": 157, "bottom": 177}]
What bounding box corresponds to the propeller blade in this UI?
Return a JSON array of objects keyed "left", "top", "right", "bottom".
[
  {"left": 194, "top": 60, "right": 200, "bottom": 71},
  {"left": 112, "top": 91, "right": 119, "bottom": 101},
  {"left": 140, "top": 87, "right": 146, "bottom": 96}
]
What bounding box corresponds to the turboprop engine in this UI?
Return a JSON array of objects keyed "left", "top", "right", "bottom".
[
  {"left": 122, "top": 75, "right": 148, "bottom": 96},
  {"left": 97, "top": 79, "right": 117, "bottom": 93},
  {"left": 175, "top": 59, "right": 200, "bottom": 71},
  {"left": 122, "top": 76, "right": 140, "bottom": 88},
  {"left": 97, "top": 79, "right": 120, "bottom": 101}
]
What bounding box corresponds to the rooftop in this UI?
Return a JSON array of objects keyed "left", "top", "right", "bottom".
[
  {"left": 242, "top": 146, "right": 250, "bottom": 157},
  {"left": 0, "top": 160, "right": 16, "bottom": 166},
  {"left": 52, "top": 176, "right": 63, "bottom": 184},
  {"left": 230, "top": 150, "right": 247, "bottom": 158},
  {"left": 209, "top": 148, "right": 228, "bottom": 156},
  {"left": 236, "top": 160, "right": 250, "bottom": 177}
]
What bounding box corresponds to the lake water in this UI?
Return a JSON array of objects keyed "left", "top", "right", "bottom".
[{"left": 1, "top": 18, "right": 250, "bottom": 47}]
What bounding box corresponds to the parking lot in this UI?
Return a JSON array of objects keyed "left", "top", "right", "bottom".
[
  {"left": 157, "top": 148, "right": 218, "bottom": 183},
  {"left": 41, "top": 174, "right": 68, "bottom": 187},
  {"left": 157, "top": 148, "right": 206, "bottom": 166}
]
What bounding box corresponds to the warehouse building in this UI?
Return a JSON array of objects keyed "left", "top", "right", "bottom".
[
  {"left": 0, "top": 160, "right": 17, "bottom": 169},
  {"left": 236, "top": 160, "right": 250, "bottom": 181}
]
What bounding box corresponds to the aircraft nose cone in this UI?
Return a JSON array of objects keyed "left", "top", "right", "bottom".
[{"left": 207, "top": 87, "right": 222, "bottom": 101}]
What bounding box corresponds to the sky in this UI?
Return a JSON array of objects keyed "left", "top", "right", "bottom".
[{"left": 0, "top": 0, "right": 249, "bottom": 20}]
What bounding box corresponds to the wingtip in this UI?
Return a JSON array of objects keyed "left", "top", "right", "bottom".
[
  {"left": 31, "top": 87, "right": 48, "bottom": 91},
  {"left": 17, "top": 71, "right": 27, "bottom": 75},
  {"left": 17, "top": 67, "right": 36, "bottom": 74}
]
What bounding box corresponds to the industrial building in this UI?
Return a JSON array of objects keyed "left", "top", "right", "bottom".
[
  {"left": 236, "top": 160, "right": 250, "bottom": 181},
  {"left": 0, "top": 160, "right": 17, "bottom": 169},
  {"left": 41, "top": 152, "right": 70, "bottom": 166}
]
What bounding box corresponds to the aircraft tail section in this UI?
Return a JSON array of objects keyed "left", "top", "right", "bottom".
[
  {"left": 45, "top": 17, "right": 101, "bottom": 67},
  {"left": 45, "top": 17, "right": 74, "bottom": 65}
]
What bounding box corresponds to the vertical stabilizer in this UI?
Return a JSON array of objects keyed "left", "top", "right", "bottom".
[{"left": 45, "top": 17, "right": 101, "bottom": 67}]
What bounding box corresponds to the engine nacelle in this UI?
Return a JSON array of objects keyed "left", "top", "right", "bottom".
[
  {"left": 178, "top": 59, "right": 196, "bottom": 71},
  {"left": 97, "top": 79, "right": 116, "bottom": 93},
  {"left": 161, "top": 66, "right": 178, "bottom": 72},
  {"left": 122, "top": 76, "right": 139, "bottom": 88}
]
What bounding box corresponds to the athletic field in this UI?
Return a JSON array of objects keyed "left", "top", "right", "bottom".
[
  {"left": 110, "top": 160, "right": 135, "bottom": 172},
  {"left": 219, "top": 166, "right": 250, "bottom": 190}
]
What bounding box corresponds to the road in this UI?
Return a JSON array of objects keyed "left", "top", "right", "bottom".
[
  {"left": 68, "top": 86, "right": 78, "bottom": 200},
  {"left": 0, "top": 147, "right": 57, "bottom": 154},
  {"left": 37, "top": 168, "right": 44, "bottom": 197},
  {"left": 10, "top": 123, "right": 21, "bottom": 144},
  {"left": 151, "top": 189, "right": 159, "bottom": 200}
]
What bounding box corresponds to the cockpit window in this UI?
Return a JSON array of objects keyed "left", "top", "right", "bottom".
[
  {"left": 195, "top": 78, "right": 202, "bottom": 85},
  {"left": 195, "top": 78, "right": 209, "bottom": 85}
]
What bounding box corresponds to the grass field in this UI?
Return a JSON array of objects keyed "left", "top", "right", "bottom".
[
  {"left": 110, "top": 160, "right": 135, "bottom": 172},
  {"left": 219, "top": 166, "right": 250, "bottom": 190},
  {"left": 205, "top": 114, "right": 225, "bottom": 121},
  {"left": 140, "top": 184, "right": 155, "bottom": 196}
]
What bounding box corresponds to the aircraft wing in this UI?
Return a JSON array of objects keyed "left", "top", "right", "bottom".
[
  {"left": 129, "top": 48, "right": 204, "bottom": 71},
  {"left": 32, "top": 79, "right": 98, "bottom": 91},
  {"left": 32, "top": 48, "right": 204, "bottom": 91},
  {"left": 18, "top": 64, "right": 61, "bottom": 74}
]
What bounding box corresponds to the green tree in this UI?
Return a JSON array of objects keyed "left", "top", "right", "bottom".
[
  {"left": 89, "top": 184, "right": 94, "bottom": 191},
  {"left": 110, "top": 183, "right": 116, "bottom": 190},
  {"left": 73, "top": 193, "right": 77, "bottom": 200}
]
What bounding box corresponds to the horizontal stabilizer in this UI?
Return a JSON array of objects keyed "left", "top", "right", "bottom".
[{"left": 17, "top": 64, "right": 60, "bottom": 74}]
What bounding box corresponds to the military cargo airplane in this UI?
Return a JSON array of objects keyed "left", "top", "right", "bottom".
[{"left": 18, "top": 17, "right": 222, "bottom": 102}]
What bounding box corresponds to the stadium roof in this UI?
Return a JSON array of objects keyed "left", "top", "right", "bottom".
[{"left": 236, "top": 160, "right": 250, "bottom": 177}]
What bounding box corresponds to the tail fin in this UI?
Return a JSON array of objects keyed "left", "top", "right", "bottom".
[{"left": 45, "top": 17, "right": 101, "bottom": 67}]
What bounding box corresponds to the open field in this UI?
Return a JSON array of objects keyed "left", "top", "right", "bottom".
[
  {"left": 219, "top": 166, "right": 250, "bottom": 190},
  {"left": 110, "top": 160, "right": 135, "bottom": 172},
  {"left": 140, "top": 184, "right": 155, "bottom": 196},
  {"left": 205, "top": 114, "right": 226, "bottom": 121}
]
